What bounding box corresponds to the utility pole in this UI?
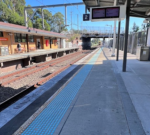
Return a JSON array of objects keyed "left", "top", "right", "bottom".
[
  {"left": 77, "top": 14, "right": 78, "bottom": 30},
  {"left": 70, "top": 11, "right": 72, "bottom": 30},
  {"left": 41, "top": 8, "right": 45, "bottom": 29},
  {"left": 65, "top": 6, "right": 67, "bottom": 26}
]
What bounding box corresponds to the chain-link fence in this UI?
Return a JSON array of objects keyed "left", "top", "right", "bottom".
[{"left": 107, "top": 30, "right": 147, "bottom": 54}]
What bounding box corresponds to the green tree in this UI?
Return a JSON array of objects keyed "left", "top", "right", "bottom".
[
  {"left": 31, "top": 8, "right": 51, "bottom": 30},
  {"left": 91, "top": 38, "right": 100, "bottom": 45},
  {"left": 8, "top": 12, "right": 24, "bottom": 25},
  {"left": 67, "top": 33, "right": 80, "bottom": 42},
  {"left": 33, "top": 18, "right": 50, "bottom": 31},
  {"left": 0, "top": 2, "right": 11, "bottom": 21},
  {"left": 50, "top": 12, "right": 66, "bottom": 33},
  {"left": 36, "top": 9, "right": 52, "bottom": 21},
  {"left": 2, "top": 0, "right": 25, "bottom": 15},
  {"left": 0, "top": 0, "right": 66, "bottom": 32},
  {"left": 27, "top": 5, "right": 34, "bottom": 17},
  {"left": 132, "top": 22, "right": 139, "bottom": 32},
  {"left": 0, "top": 0, "right": 26, "bottom": 24},
  {"left": 70, "top": 29, "right": 82, "bottom": 34}
]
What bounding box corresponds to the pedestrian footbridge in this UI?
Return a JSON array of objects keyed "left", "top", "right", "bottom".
[{"left": 80, "top": 26, "right": 124, "bottom": 49}]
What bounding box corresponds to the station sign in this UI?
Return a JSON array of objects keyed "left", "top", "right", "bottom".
[
  {"left": 83, "top": 14, "right": 90, "bottom": 21},
  {"left": 90, "top": 5, "right": 126, "bottom": 22},
  {"left": 0, "top": 37, "right": 8, "bottom": 41}
]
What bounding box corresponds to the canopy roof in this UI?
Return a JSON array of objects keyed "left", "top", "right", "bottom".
[
  {"left": 82, "top": 0, "right": 150, "bottom": 18},
  {"left": 0, "top": 22, "right": 66, "bottom": 39}
]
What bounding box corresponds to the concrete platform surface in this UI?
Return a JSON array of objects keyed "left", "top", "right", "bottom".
[
  {"left": 109, "top": 48, "right": 150, "bottom": 135},
  {"left": 0, "top": 47, "right": 78, "bottom": 62},
  {"left": 54, "top": 48, "right": 146, "bottom": 135},
  {"left": 12, "top": 47, "right": 148, "bottom": 135},
  {"left": 2, "top": 47, "right": 149, "bottom": 135}
]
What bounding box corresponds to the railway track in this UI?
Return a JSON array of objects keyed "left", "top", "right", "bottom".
[
  {"left": 0, "top": 50, "right": 93, "bottom": 111},
  {"left": 0, "top": 51, "right": 82, "bottom": 86}
]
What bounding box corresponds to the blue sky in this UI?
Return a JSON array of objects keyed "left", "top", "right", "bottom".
[{"left": 25, "top": 0, "right": 145, "bottom": 31}]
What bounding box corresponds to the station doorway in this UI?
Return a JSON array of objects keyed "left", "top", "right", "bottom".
[{"left": 36, "top": 39, "right": 41, "bottom": 49}]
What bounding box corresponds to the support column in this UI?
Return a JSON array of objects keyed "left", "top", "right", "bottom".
[
  {"left": 60, "top": 38, "right": 61, "bottom": 48},
  {"left": 146, "top": 27, "right": 149, "bottom": 46},
  {"left": 41, "top": 8, "right": 45, "bottom": 29},
  {"left": 116, "top": 21, "right": 121, "bottom": 61},
  {"left": 123, "top": 0, "right": 131, "bottom": 72},
  {"left": 9, "top": 34, "right": 13, "bottom": 54},
  {"left": 112, "top": 21, "right": 116, "bottom": 57},
  {"left": 26, "top": 34, "right": 29, "bottom": 52},
  {"left": 24, "top": 9, "right": 28, "bottom": 27},
  {"left": 111, "top": 0, "right": 117, "bottom": 57},
  {"left": 65, "top": 6, "right": 67, "bottom": 26},
  {"left": 82, "top": 37, "right": 91, "bottom": 50},
  {"left": 103, "top": 38, "right": 105, "bottom": 46}
]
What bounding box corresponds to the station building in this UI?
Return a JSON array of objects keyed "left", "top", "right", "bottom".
[
  {"left": 0, "top": 21, "right": 66, "bottom": 55},
  {"left": 0, "top": 22, "right": 79, "bottom": 74}
]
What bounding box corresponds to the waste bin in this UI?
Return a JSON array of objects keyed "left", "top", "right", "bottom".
[{"left": 136, "top": 46, "right": 149, "bottom": 61}]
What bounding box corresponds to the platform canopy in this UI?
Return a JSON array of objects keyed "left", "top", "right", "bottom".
[{"left": 83, "top": 0, "right": 150, "bottom": 18}]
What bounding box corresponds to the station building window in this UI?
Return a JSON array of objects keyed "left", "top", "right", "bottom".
[
  {"left": 15, "top": 33, "right": 34, "bottom": 43},
  {"left": 15, "top": 33, "right": 21, "bottom": 42},
  {"left": 15, "top": 34, "right": 34, "bottom": 42},
  {"left": 22, "top": 34, "right": 26, "bottom": 42},
  {"left": 28, "top": 35, "right": 34, "bottom": 42},
  {"left": 0, "top": 31, "right": 3, "bottom": 37}
]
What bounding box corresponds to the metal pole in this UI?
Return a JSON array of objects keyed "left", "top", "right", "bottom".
[
  {"left": 26, "top": 34, "right": 29, "bottom": 52},
  {"left": 123, "top": 0, "right": 131, "bottom": 72},
  {"left": 146, "top": 27, "right": 149, "bottom": 46},
  {"left": 112, "top": 21, "right": 116, "bottom": 56},
  {"left": 41, "top": 8, "right": 45, "bottom": 29},
  {"left": 9, "top": 34, "right": 13, "bottom": 54},
  {"left": 116, "top": 21, "right": 121, "bottom": 61},
  {"left": 25, "top": 2, "right": 84, "bottom": 9},
  {"left": 65, "top": 6, "right": 67, "bottom": 26},
  {"left": 24, "top": 9, "right": 28, "bottom": 27},
  {"left": 111, "top": 0, "right": 117, "bottom": 57},
  {"left": 71, "top": 12, "right": 72, "bottom": 30},
  {"left": 111, "top": 25, "right": 112, "bottom": 38},
  {"left": 85, "top": 6, "right": 87, "bottom": 14},
  {"left": 77, "top": 14, "right": 78, "bottom": 30}
]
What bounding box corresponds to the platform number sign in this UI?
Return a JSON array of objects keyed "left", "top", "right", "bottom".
[{"left": 83, "top": 14, "right": 90, "bottom": 21}]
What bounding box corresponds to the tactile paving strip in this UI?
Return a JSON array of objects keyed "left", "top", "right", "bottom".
[{"left": 21, "top": 48, "right": 102, "bottom": 135}]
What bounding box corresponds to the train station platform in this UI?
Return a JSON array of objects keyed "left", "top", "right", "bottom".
[
  {"left": 0, "top": 47, "right": 78, "bottom": 74},
  {"left": 0, "top": 47, "right": 149, "bottom": 135},
  {"left": 0, "top": 47, "right": 78, "bottom": 63}
]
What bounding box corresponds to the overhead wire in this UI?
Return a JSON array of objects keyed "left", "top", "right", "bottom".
[
  {"left": 65, "top": 0, "right": 89, "bottom": 28},
  {"left": 35, "top": 0, "right": 79, "bottom": 30},
  {"left": 65, "top": 0, "right": 89, "bottom": 33}
]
